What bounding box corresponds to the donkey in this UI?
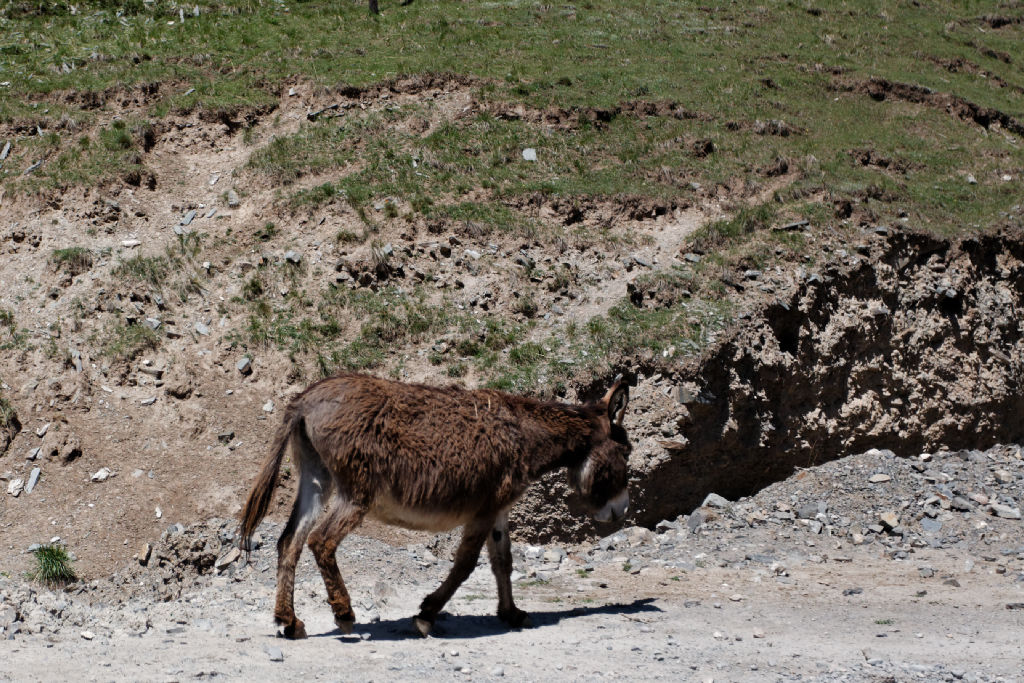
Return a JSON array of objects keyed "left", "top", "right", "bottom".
[{"left": 239, "top": 372, "right": 632, "bottom": 639}]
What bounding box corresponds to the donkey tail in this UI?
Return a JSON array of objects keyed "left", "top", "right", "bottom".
[{"left": 239, "top": 404, "right": 302, "bottom": 551}]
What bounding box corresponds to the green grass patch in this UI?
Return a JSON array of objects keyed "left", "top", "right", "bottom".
[
  {"left": 0, "top": 307, "right": 27, "bottom": 350},
  {"left": 50, "top": 246, "right": 94, "bottom": 275},
  {"left": 1, "top": 2, "right": 1021, "bottom": 233},
  {"left": 0, "top": 394, "right": 19, "bottom": 432},
  {"left": 114, "top": 254, "right": 170, "bottom": 287},
  {"left": 27, "top": 543, "right": 77, "bottom": 587},
  {"left": 101, "top": 322, "right": 161, "bottom": 360}
]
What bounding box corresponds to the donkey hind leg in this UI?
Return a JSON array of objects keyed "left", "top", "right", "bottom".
[
  {"left": 486, "top": 512, "right": 531, "bottom": 628},
  {"left": 273, "top": 463, "right": 328, "bottom": 639},
  {"left": 307, "top": 493, "right": 366, "bottom": 635},
  {"left": 414, "top": 516, "right": 495, "bottom": 636}
]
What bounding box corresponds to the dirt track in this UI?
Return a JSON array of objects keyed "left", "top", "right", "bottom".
[{"left": 5, "top": 539, "right": 1023, "bottom": 682}]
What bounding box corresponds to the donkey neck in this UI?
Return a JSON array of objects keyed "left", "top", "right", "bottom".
[{"left": 514, "top": 399, "right": 598, "bottom": 477}]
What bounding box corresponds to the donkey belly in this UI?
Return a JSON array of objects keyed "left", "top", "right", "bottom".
[{"left": 367, "top": 492, "right": 473, "bottom": 532}]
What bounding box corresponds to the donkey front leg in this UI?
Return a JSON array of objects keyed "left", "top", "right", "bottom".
[
  {"left": 486, "top": 512, "right": 531, "bottom": 628},
  {"left": 414, "top": 517, "right": 495, "bottom": 636}
]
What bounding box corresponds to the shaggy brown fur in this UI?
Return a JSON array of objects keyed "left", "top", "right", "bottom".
[{"left": 239, "top": 372, "right": 632, "bottom": 638}]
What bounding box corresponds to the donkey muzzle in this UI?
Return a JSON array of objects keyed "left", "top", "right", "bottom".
[{"left": 594, "top": 490, "right": 630, "bottom": 523}]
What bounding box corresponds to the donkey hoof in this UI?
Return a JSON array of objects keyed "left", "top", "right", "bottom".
[
  {"left": 334, "top": 617, "right": 355, "bottom": 635},
  {"left": 277, "top": 618, "right": 307, "bottom": 640},
  {"left": 499, "top": 608, "right": 532, "bottom": 629},
  {"left": 413, "top": 616, "right": 433, "bottom": 637}
]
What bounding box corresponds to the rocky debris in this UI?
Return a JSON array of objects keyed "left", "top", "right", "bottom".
[{"left": 236, "top": 357, "right": 252, "bottom": 375}]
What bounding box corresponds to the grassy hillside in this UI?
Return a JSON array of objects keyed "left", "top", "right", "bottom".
[{"left": 2, "top": 0, "right": 1021, "bottom": 233}]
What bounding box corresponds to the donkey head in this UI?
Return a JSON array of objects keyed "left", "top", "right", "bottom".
[{"left": 570, "top": 377, "right": 632, "bottom": 523}]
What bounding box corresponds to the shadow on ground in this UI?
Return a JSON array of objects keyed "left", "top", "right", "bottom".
[{"left": 307, "top": 597, "right": 662, "bottom": 641}]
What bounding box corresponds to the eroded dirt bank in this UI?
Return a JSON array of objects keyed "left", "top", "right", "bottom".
[{"left": 518, "top": 228, "right": 1024, "bottom": 541}]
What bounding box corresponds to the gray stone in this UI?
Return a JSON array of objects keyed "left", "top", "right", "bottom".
[
  {"left": 990, "top": 503, "right": 1021, "bottom": 520},
  {"left": 920, "top": 517, "right": 942, "bottom": 534},
  {"left": 951, "top": 497, "right": 972, "bottom": 512},
  {"left": 687, "top": 511, "right": 704, "bottom": 532},
  {"left": 521, "top": 148, "right": 537, "bottom": 161},
  {"left": 227, "top": 190, "right": 240, "bottom": 208},
  {"left": 180, "top": 209, "right": 197, "bottom": 226},
  {"left": 265, "top": 646, "right": 284, "bottom": 662},
  {"left": 7, "top": 478, "right": 23, "bottom": 497},
  {"left": 25, "top": 467, "right": 40, "bottom": 494},
  {"left": 797, "top": 503, "right": 818, "bottom": 519},
  {"left": 194, "top": 322, "right": 210, "bottom": 336},
  {"left": 143, "top": 317, "right": 161, "bottom": 330},
  {"left": 0, "top": 141, "right": 10, "bottom": 160},
  {"left": 701, "top": 493, "right": 730, "bottom": 509},
  {"left": 284, "top": 250, "right": 302, "bottom": 264},
  {"left": 217, "top": 430, "right": 235, "bottom": 444},
  {"left": 216, "top": 547, "right": 241, "bottom": 569},
  {"left": 236, "top": 357, "right": 252, "bottom": 375}
]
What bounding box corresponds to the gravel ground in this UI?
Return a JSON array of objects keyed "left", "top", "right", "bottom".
[{"left": 3, "top": 443, "right": 1023, "bottom": 682}]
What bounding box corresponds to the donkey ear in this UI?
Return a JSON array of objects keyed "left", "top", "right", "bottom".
[{"left": 602, "top": 375, "right": 629, "bottom": 426}]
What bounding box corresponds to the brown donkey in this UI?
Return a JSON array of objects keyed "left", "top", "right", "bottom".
[{"left": 239, "top": 372, "right": 632, "bottom": 639}]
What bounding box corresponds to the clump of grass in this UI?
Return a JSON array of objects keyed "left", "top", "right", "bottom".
[
  {"left": 99, "top": 120, "right": 135, "bottom": 151},
  {"left": 0, "top": 307, "right": 26, "bottom": 350},
  {"left": 114, "top": 254, "right": 170, "bottom": 286},
  {"left": 0, "top": 395, "right": 20, "bottom": 433},
  {"left": 50, "top": 247, "right": 94, "bottom": 276},
  {"left": 513, "top": 291, "right": 538, "bottom": 318},
  {"left": 690, "top": 203, "right": 777, "bottom": 252},
  {"left": 336, "top": 229, "right": 362, "bottom": 244},
  {"left": 28, "top": 543, "right": 77, "bottom": 587},
  {"left": 103, "top": 322, "right": 161, "bottom": 360}
]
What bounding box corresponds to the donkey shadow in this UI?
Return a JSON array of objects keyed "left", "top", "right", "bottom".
[{"left": 312, "top": 598, "right": 662, "bottom": 642}]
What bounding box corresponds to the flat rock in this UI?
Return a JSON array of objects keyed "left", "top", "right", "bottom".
[{"left": 989, "top": 503, "right": 1021, "bottom": 520}]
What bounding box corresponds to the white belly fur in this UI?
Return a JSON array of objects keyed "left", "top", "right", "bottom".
[{"left": 367, "top": 492, "right": 472, "bottom": 532}]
